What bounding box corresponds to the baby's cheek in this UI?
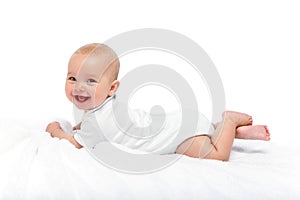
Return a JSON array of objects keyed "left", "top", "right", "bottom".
[
  {"left": 65, "top": 85, "right": 73, "bottom": 102},
  {"left": 94, "top": 93, "right": 106, "bottom": 107}
]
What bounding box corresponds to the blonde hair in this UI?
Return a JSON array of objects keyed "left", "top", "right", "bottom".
[{"left": 74, "top": 43, "right": 120, "bottom": 81}]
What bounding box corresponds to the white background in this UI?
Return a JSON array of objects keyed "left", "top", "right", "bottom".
[{"left": 0, "top": 0, "right": 299, "bottom": 144}]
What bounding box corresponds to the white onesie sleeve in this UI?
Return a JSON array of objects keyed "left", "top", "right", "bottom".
[{"left": 74, "top": 114, "right": 107, "bottom": 149}]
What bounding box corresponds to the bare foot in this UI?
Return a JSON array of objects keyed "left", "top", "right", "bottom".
[
  {"left": 236, "top": 125, "right": 270, "bottom": 141},
  {"left": 223, "top": 111, "right": 253, "bottom": 127}
]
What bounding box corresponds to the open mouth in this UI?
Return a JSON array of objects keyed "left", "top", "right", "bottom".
[{"left": 74, "top": 95, "right": 90, "bottom": 103}]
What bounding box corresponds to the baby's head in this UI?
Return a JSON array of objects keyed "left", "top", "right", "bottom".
[{"left": 65, "top": 43, "right": 120, "bottom": 110}]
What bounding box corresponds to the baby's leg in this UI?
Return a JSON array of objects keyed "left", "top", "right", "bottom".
[
  {"left": 236, "top": 125, "right": 270, "bottom": 140},
  {"left": 176, "top": 111, "right": 252, "bottom": 161},
  {"left": 214, "top": 123, "right": 271, "bottom": 141}
]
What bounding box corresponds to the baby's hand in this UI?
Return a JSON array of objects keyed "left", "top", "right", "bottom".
[
  {"left": 46, "top": 122, "right": 63, "bottom": 138},
  {"left": 45, "top": 121, "right": 82, "bottom": 149}
]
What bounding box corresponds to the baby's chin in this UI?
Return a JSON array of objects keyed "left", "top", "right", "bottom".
[
  {"left": 72, "top": 101, "right": 100, "bottom": 111},
  {"left": 74, "top": 104, "right": 97, "bottom": 111}
]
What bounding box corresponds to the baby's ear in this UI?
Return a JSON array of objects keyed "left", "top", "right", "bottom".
[{"left": 108, "top": 80, "right": 120, "bottom": 96}]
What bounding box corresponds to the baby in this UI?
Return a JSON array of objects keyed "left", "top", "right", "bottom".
[{"left": 46, "top": 43, "right": 270, "bottom": 161}]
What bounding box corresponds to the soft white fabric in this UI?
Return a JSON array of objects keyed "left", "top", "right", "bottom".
[
  {"left": 72, "top": 96, "right": 214, "bottom": 154},
  {"left": 0, "top": 120, "right": 300, "bottom": 199}
]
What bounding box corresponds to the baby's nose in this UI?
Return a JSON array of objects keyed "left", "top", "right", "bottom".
[{"left": 74, "top": 81, "right": 86, "bottom": 91}]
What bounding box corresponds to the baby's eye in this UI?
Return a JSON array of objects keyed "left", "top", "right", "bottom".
[
  {"left": 68, "top": 77, "right": 77, "bottom": 81},
  {"left": 87, "top": 79, "right": 97, "bottom": 84}
]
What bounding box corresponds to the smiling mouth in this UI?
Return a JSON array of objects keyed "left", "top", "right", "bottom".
[{"left": 74, "top": 95, "right": 90, "bottom": 103}]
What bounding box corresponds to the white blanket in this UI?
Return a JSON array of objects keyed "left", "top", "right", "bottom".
[{"left": 0, "top": 119, "right": 299, "bottom": 199}]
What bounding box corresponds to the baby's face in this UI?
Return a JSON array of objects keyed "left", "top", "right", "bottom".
[{"left": 65, "top": 53, "right": 117, "bottom": 110}]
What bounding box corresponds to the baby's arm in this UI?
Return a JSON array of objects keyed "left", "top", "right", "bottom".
[{"left": 46, "top": 122, "right": 83, "bottom": 149}]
